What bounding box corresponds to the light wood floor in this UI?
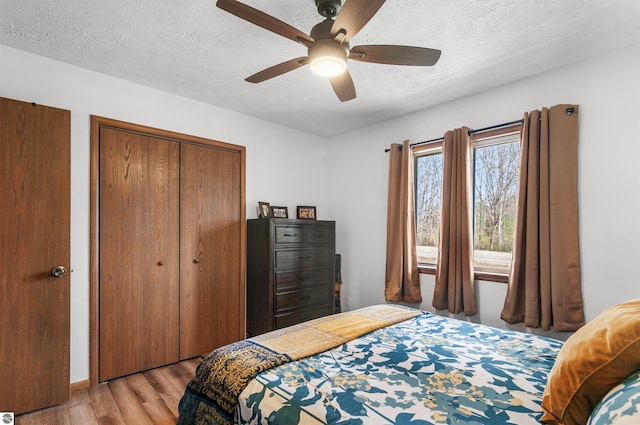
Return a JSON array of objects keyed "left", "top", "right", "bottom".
[{"left": 16, "top": 357, "right": 201, "bottom": 425}]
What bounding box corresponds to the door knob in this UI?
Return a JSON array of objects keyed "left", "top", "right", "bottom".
[{"left": 51, "top": 266, "right": 67, "bottom": 278}]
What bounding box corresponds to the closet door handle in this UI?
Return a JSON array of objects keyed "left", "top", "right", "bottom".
[
  {"left": 157, "top": 261, "right": 165, "bottom": 266},
  {"left": 193, "top": 258, "right": 201, "bottom": 263}
]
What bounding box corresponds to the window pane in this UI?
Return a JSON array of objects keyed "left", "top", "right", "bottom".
[
  {"left": 415, "top": 152, "right": 443, "bottom": 265},
  {"left": 473, "top": 139, "right": 520, "bottom": 273}
]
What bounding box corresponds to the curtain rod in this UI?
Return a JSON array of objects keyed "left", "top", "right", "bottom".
[{"left": 384, "top": 118, "right": 524, "bottom": 152}]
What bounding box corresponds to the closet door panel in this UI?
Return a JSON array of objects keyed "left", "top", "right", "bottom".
[
  {"left": 180, "top": 144, "right": 243, "bottom": 358},
  {"left": 99, "top": 128, "right": 180, "bottom": 381}
]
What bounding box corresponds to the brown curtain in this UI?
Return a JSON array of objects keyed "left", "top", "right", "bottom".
[
  {"left": 385, "top": 140, "right": 422, "bottom": 303},
  {"left": 433, "top": 127, "right": 478, "bottom": 316},
  {"left": 501, "top": 104, "right": 584, "bottom": 332}
]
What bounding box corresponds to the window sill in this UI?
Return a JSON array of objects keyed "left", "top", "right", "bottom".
[{"left": 417, "top": 265, "right": 509, "bottom": 284}]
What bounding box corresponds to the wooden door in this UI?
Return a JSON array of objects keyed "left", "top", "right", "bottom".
[
  {"left": 99, "top": 128, "right": 180, "bottom": 381},
  {"left": 0, "top": 97, "right": 70, "bottom": 414},
  {"left": 180, "top": 143, "right": 244, "bottom": 358}
]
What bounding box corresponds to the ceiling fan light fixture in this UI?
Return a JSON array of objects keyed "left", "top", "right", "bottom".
[
  {"left": 310, "top": 55, "right": 347, "bottom": 77},
  {"left": 308, "top": 39, "right": 348, "bottom": 77}
]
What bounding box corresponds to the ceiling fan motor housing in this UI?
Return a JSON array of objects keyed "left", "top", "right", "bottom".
[
  {"left": 308, "top": 19, "right": 349, "bottom": 77},
  {"left": 308, "top": 38, "right": 348, "bottom": 65},
  {"left": 315, "top": 0, "right": 342, "bottom": 18},
  {"left": 309, "top": 19, "right": 349, "bottom": 56}
]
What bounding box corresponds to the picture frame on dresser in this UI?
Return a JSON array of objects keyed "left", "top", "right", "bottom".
[
  {"left": 258, "top": 201, "right": 271, "bottom": 218},
  {"left": 297, "top": 205, "right": 316, "bottom": 219},
  {"left": 270, "top": 206, "right": 288, "bottom": 218}
]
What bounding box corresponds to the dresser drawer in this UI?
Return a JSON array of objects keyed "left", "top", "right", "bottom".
[
  {"left": 275, "top": 248, "right": 331, "bottom": 269},
  {"left": 275, "top": 285, "right": 333, "bottom": 311},
  {"left": 275, "top": 304, "right": 333, "bottom": 330},
  {"left": 275, "top": 268, "right": 331, "bottom": 291},
  {"left": 274, "top": 225, "right": 303, "bottom": 244},
  {"left": 304, "top": 226, "right": 332, "bottom": 244}
]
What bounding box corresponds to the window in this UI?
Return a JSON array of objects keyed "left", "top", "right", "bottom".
[
  {"left": 414, "top": 146, "right": 442, "bottom": 266},
  {"left": 414, "top": 129, "right": 521, "bottom": 276},
  {"left": 472, "top": 133, "right": 520, "bottom": 273}
]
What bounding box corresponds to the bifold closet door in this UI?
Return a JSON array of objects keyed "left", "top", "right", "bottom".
[
  {"left": 99, "top": 128, "right": 180, "bottom": 381},
  {"left": 0, "top": 97, "right": 70, "bottom": 414},
  {"left": 180, "top": 143, "right": 243, "bottom": 358}
]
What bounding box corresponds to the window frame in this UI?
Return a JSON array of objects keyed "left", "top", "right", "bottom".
[{"left": 413, "top": 124, "right": 522, "bottom": 283}]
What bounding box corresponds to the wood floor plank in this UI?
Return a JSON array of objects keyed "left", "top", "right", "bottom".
[
  {"left": 90, "top": 383, "right": 127, "bottom": 425},
  {"left": 141, "top": 397, "right": 177, "bottom": 425},
  {"left": 16, "top": 359, "right": 197, "bottom": 425},
  {"left": 122, "top": 372, "right": 162, "bottom": 404},
  {"left": 108, "top": 379, "right": 155, "bottom": 425},
  {"left": 63, "top": 388, "right": 98, "bottom": 425},
  {"left": 144, "top": 368, "right": 185, "bottom": 417},
  {"left": 168, "top": 358, "right": 200, "bottom": 386},
  {"left": 15, "top": 403, "right": 70, "bottom": 425},
  {"left": 68, "top": 400, "right": 99, "bottom": 425},
  {"left": 67, "top": 388, "right": 90, "bottom": 408},
  {"left": 158, "top": 365, "right": 190, "bottom": 397}
]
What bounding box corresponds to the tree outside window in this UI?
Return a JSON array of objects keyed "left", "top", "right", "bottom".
[
  {"left": 414, "top": 149, "right": 442, "bottom": 265},
  {"left": 473, "top": 136, "right": 520, "bottom": 273},
  {"left": 414, "top": 132, "right": 521, "bottom": 275}
]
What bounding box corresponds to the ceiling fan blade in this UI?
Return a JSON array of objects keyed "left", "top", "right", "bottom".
[
  {"left": 331, "top": 0, "right": 386, "bottom": 42},
  {"left": 350, "top": 45, "right": 441, "bottom": 66},
  {"left": 245, "top": 57, "right": 309, "bottom": 83},
  {"left": 216, "top": 0, "right": 313, "bottom": 45},
  {"left": 330, "top": 71, "right": 356, "bottom": 102}
]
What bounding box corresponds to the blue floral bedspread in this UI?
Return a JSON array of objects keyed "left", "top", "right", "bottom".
[
  {"left": 237, "top": 312, "right": 562, "bottom": 424},
  {"left": 588, "top": 370, "right": 640, "bottom": 425}
]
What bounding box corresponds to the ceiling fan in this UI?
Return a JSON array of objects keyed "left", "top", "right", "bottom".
[{"left": 216, "top": 0, "right": 441, "bottom": 102}]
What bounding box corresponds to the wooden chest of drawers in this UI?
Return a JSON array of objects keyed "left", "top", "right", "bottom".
[{"left": 246, "top": 218, "right": 335, "bottom": 336}]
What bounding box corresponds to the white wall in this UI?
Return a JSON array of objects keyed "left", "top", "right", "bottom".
[
  {"left": 0, "top": 45, "right": 332, "bottom": 383},
  {"left": 327, "top": 43, "right": 640, "bottom": 339}
]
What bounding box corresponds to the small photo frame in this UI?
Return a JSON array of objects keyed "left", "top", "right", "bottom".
[
  {"left": 297, "top": 205, "right": 317, "bottom": 220},
  {"left": 270, "top": 206, "right": 288, "bottom": 218},
  {"left": 258, "top": 201, "right": 270, "bottom": 218}
]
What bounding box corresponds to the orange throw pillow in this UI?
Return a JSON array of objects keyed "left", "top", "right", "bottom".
[{"left": 541, "top": 299, "right": 640, "bottom": 425}]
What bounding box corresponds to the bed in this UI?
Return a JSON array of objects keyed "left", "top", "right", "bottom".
[{"left": 177, "top": 301, "right": 640, "bottom": 425}]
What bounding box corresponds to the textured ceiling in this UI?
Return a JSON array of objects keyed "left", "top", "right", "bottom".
[{"left": 2, "top": 0, "right": 640, "bottom": 136}]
